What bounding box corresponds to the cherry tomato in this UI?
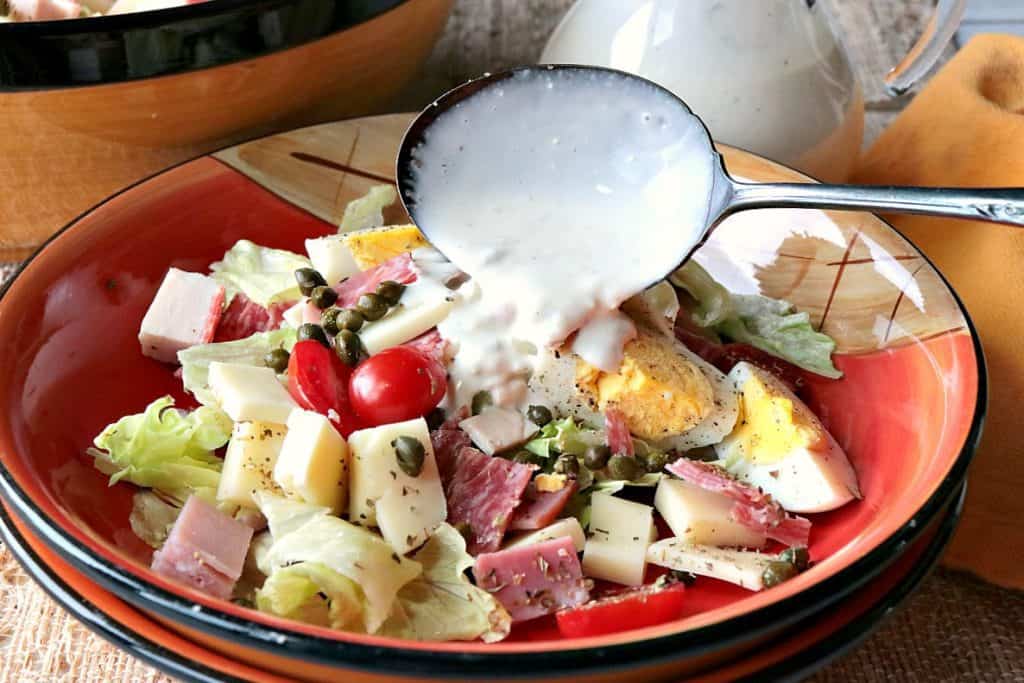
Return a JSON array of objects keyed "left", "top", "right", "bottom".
[
  {"left": 287, "top": 340, "right": 361, "bottom": 436},
  {"left": 555, "top": 582, "right": 687, "bottom": 638},
  {"left": 349, "top": 346, "right": 447, "bottom": 427}
]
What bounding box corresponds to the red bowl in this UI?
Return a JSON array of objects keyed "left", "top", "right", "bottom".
[{"left": 0, "top": 114, "right": 985, "bottom": 681}]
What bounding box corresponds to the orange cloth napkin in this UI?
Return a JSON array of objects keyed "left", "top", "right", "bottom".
[{"left": 853, "top": 34, "right": 1024, "bottom": 590}]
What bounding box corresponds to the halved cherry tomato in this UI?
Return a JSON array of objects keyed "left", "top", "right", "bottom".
[
  {"left": 349, "top": 346, "right": 446, "bottom": 427},
  {"left": 287, "top": 340, "right": 361, "bottom": 436},
  {"left": 555, "top": 582, "right": 687, "bottom": 638}
]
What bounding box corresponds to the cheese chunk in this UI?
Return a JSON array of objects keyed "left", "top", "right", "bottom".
[
  {"left": 654, "top": 478, "right": 766, "bottom": 549},
  {"left": 305, "top": 235, "right": 361, "bottom": 285},
  {"left": 359, "top": 280, "right": 456, "bottom": 355},
  {"left": 139, "top": 268, "right": 225, "bottom": 363},
  {"left": 217, "top": 421, "right": 286, "bottom": 508},
  {"left": 274, "top": 409, "right": 350, "bottom": 514},
  {"left": 207, "top": 362, "right": 298, "bottom": 424},
  {"left": 281, "top": 298, "right": 309, "bottom": 329},
  {"left": 582, "top": 493, "right": 655, "bottom": 586},
  {"left": 647, "top": 539, "right": 776, "bottom": 591},
  {"left": 505, "top": 517, "right": 586, "bottom": 552},
  {"left": 458, "top": 407, "right": 538, "bottom": 455},
  {"left": 347, "top": 417, "right": 447, "bottom": 554}
]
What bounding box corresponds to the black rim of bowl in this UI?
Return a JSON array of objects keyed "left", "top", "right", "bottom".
[
  {"left": 0, "top": 481, "right": 968, "bottom": 683},
  {"left": 0, "top": 0, "right": 412, "bottom": 90},
  {"left": 0, "top": 115, "right": 989, "bottom": 678}
]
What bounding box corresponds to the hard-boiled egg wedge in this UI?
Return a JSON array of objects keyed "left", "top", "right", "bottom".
[{"left": 714, "top": 362, "right": 860, "bottom": 513}]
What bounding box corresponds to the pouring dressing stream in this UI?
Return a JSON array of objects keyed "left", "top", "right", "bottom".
[{"left": 398, "top": 65, "right": 1024, "bottom": 409}]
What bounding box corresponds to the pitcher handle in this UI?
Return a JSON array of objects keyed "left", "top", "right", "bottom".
[{"left": 884, "top": 0, "right": 966, "bottom": 96}]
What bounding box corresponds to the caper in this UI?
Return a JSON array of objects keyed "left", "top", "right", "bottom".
[
  {"left": 310, "top": 285, "right": 338, "bottom": 310},
  {"left": 454, "top": 521, "right": 473, "bottom": 543},
  {"left": 356, "top": 292, "right": 388, "bottom": 321},
  {"left": 640, "top": 450, "right": 669, "bottom": 474},
  {"left": 607, "top": 454, "right": 641, "bottom": 481},
  {"left": 526, "top": 404, "right": 553, "bottom": 427},
  {"left": 335, "top": 308, "right": 365, "bottom": 333},
  {"left": 376, "top": 280, "right": 406, "bottom": 306},
  {"left": 297, "top": 323, "right": 329, "bottom": 347},
  {"left": 583, "top": 445, "right": 611, "bottom": 470},
  {"left": 761, "top": 561, "right": 798, "bottom": 588},
  {"left": 512, "top": 450, "right": 543, "bottom": 466},
  {"left": 263, "top": 348, "right": 290, "bottom": 374},
  {"left": 426, "top": 407, "right": 447, "bottom": 431},
  {"left": 471, "top": 390, "right": 493, "bottom": 415},
  {"left": 294, "top": 267, "right": 327, "bottom": 296},
  {"left": 392, "top": 436, "right": 425, "bottom": 477},
  {"left": 553, "top": 454, "right": 580, "bottom": 476},
  {"left": 334, "top": 329, "right": 363, "bottom": 367},
  {"left": 779, "top": 547, "right": 810, "bottom": 572},
  {"left": 320, "top": 307, "right": 341, "bottom": 336},
  {"left": 668, "top": 569, "right": 698, "bottom": 586}
]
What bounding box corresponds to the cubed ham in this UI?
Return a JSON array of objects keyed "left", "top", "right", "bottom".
[
  {"left": 458, "top": 407, "right": 538, "bottom": 456},
  {"left": 605, "top": 407, "right": 634, "bottom": 457},
  {"left": 334, "top": 253, "right": 418, "bottom": 309},
  {"left": 666, "top": 459, "right": 811, "bottom": 547},
  {"left": 214, "top": 293, "right": 290, "bottom": 342},
  {"left": 151, "top": 496, "right": 253, "bottom": 600},
  {"left": 508, "top": 479, "right": 579, "bottom": 531},
  {"left": 8, "top": 0, "right": 81, "bottom": 20},
  {"left": 442, "top": 446, "right": 534, "bottom": 554},
  {"left": 473, "top": 536, "right": 590, "bottom": 622},
  {"left": 139, "top": 268, "right": 225, "bottom": 363}
]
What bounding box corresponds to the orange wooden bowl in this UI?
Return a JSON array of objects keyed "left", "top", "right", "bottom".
[{"left": 0, "top": 0, "right": 452, "bottom": 261}]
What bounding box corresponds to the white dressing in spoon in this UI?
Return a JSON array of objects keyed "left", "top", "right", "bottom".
[{"left": 409, "top": 68, "right": 715, "bottom": 409}]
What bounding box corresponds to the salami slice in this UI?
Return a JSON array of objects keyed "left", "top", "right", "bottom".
[
  {"left": 604, "top": 407, "right": 634, "bottom": 457},
  {"left": 214, "top": 293, "right": 291, "bottom": 342},
  {"left": 334, "top": 253, "right": 418, "bottom": 309}
]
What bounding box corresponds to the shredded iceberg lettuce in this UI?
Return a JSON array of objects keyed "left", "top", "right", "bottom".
[
  {"left": 672, "top": 262, "right": 842, "bottom": 379},
  {"left": 524, "top": 417, "right": 604, "bottom": 459},
  {"left": 380, "top": 524, "right": 511, "bottom": 643},
  {"left": 129, "top": 490, "right": 182, "bottom": 548},
  {"left": 178, "top": 328, "right": 296, "bottom": 405},
  {"left": 338, "top": 184, "right": 397, "bottom": 233},
  {"left": 210, "top": 239, "right": 310, "bottom": 307},
  {"left": 256, "top": 562, "right": 365, "bottom": 630},
  {"left": 255, "top": 493, "right": 421, "bottom": 633},
  {"left": 88, "top": 396, "right": 230, "bottom": 501}
]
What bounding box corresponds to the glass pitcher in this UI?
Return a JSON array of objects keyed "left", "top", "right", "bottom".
[{"left": 540, "top": 0, "right": 964, "bottom": 183}]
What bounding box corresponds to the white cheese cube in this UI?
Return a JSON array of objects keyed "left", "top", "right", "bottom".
[
  {"left": 274, "top": 409, "right": 350, "bottom": 514},
  {"left": 654, "top": 478, "right": 766, "bottom": 549},
  {"left": 139, "top": 268, "right": 225, "bottom": 363},
  {"left": 458, "top": 407, "right": 538, "bottom": 456},
  {"left": 347, "top": 417, "right": 447, "bottom": 554},
  {"left": 504, "top": 517, "right": 586, "bottom": 552},
  {"left": 646, "top": 539, "right": 776, "bottom": 591},
  {"left": 305, "top": 235, "right": 360, "bottom": 286},
  {"left": 360, "top": 280, "right": 455, "bottom": 355},
  {"left": 217, "top": 422, "right": 286, "bottom": 508},
  {"left": 582, "top": 493, "right": 655, "bottom": 586},
  {"left": 281, "top": 298, "right": 309, "bottom": 328},
  {"left": 207, "top": 362, "right": 298, "bottom": 424}
]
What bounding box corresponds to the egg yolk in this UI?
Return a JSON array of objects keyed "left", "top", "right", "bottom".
[{"left": 730, "top": 376, "right": 816, "bottom": 465}]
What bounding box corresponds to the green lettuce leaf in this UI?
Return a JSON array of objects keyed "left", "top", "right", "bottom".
[
  {"left": 338, "top": 184, "right": 397, "bottom": 233},
  {"left": 256, "top": 562, "right": 365, "bottom": 630},
  {"left": 379, "top": 524, "right": 511, "bottom": 643},
  {"left": 88, "top": 396, "right": 230, "bottom": 500},
  {"left": 671, "top": 261, "right": 841, "bottom": 379},
  {"left": 717, "top": 294, "right": 842, "bottom": 379},
  {"left": 178, "top": 329, "right": 296, "bottom": 405},
  {"left": 524, "top": 417, "right": 604, "bottom": 459},
  {"left": 255, "top": 493, "right": 421, "bottom": 633},
  {"left": 210, "top": 239, "right": 311, "bottom": 307}
]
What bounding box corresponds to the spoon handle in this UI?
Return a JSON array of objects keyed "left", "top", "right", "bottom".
[{"left": 727, "top": 181, "right": 1024, "bottom": 227}]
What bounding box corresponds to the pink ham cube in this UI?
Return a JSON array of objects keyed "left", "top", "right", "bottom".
[
  {"left": 473, "top": 536, "right": 590, "bottom": 622},
  {"left": 139, "top": 268, "right": 225, "bottom": 363},
  {"left": 8, "top": 0, "right": 81, "bottom": 20},
  {"left": 508, "top": 479, "right": 578, "bottom": 531},
  {"left": 151, "top": 496, "right": 253, "bottom": 600}
]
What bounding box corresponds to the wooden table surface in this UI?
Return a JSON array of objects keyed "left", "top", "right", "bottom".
[{"left": 1, "top": 1, "right": 1022, "bottom": 682}]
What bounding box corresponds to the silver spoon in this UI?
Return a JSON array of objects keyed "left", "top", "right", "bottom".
[{"left": 396, "top": 65, "right": 1024, "bottom": 266}]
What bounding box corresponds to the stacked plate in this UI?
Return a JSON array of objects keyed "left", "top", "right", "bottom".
[{"left": 0, "top": 115, "right": 985, "bottom": 682}]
